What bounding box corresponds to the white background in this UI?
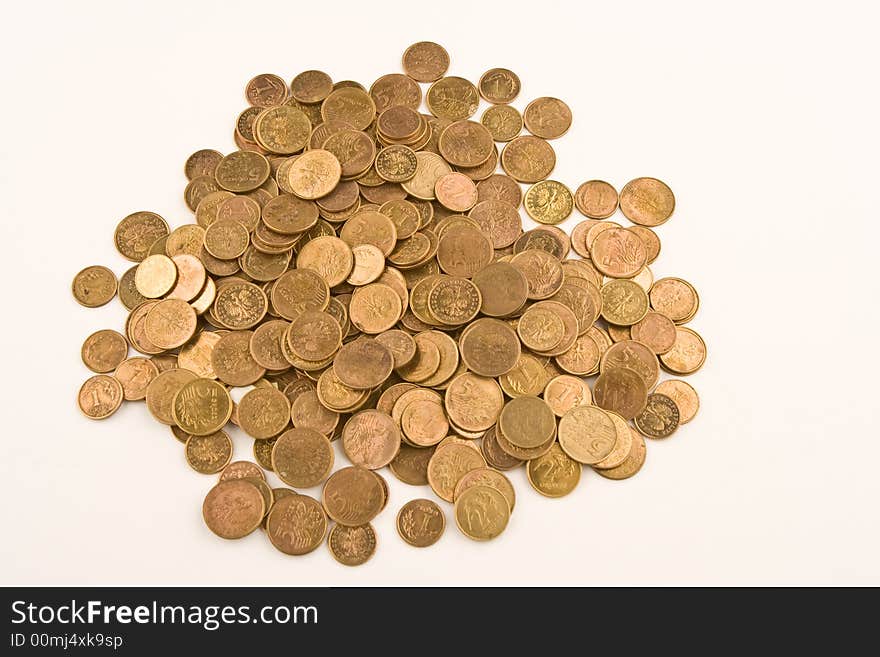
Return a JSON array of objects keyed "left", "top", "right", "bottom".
[{"left": 1, "top": 0, "right": 878, "bottom": 586}]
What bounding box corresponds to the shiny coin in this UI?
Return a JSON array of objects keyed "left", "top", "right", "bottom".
[
  {"left": 397, "top": 499, "right": 445, "bottom": 547},
  {"left": 478, "top": 68, "right": 521, "bottom": 104},
  {"left": 185, "top": 431, "right": 233, "bottom": 474},
  {"left": 527, "top": 442, "right": 582, "bottom": 498},
  {"left": 634, "top": 393, "right": 680, "bottom": 438},
  {"left": 78, "top": 375, "right": 124, "bottom": 420},
  {"left": 328, "top": 523, "right": 376, "bottom": 566},
  {"left": 454, "top": 485, "right": 509, "bottom": 541},
  {"left": 557, "top": 405, "right": 617, "bottom": 464},
  {"left": 172, "top": 378, "right": 233, "bottom": 435},
  {"left": 203, "top": 479, "right": 265, "bottom": 539}
]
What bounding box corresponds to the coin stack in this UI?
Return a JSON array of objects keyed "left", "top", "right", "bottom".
[{"left": 73, "top": 41, "right": 705, "bottom": 566}]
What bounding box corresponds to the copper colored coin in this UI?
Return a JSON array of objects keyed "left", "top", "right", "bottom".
[
  {"left": 557, "top": 405, "right": 617, "bottom": 465},
  {"left": 402, "top": 41, "right": 450, "bottom": 82},
  {"left": 81, "top": 330, "right": 128, "bottom": 373},
  {"left": 342, "top": 409, "right": 401, "bottom": 470},
  {"left": 600, "top": 339, "right": 660, "bottom": 390},
  {"left": 266, "top": 494, "right": 328, "bottom": 555},
  {"left": 427, "top": 443, "right": 487, "bottom": 502},
  {"left": 72, "top": 265, "right": 118, "bottom": 307},
  {"left": 185, "top": 431, "right": 233, "bottom": 474},
  {"left": 634, "top": 393, "right": 680, "bottom": 439},
  {"left": 575, "top": 180, "right": 618, "bottom": 219},
  {"left": 590, "top": 227, "right": 647, "bottom": 279},
  {"left": 630, "top": 311, "right": 677, "bottom": 354},
  {"left": 619, "top": 177, "right": 675, "bottom": 226},
  {"left": 389, "top": 444, "right": 436, "bottom": 485},
  {"left": 649, "top": 277, "right": 700, "bottom": 324},
  {"left": 523, "top": 97, "right": 572, "bottom": 139},
  {"left": 272, "top": 427, "right": 335, "bottom": 488},
  {"left": 478, "top": 68, "right": 521, "bottom": 104},
  {"left": 78, "top": 375, "right": 124, "bottom": 420},
  {"left": 593, "top": 367, "right": 648, "bottom": 420},
  {"left": 322, "top": 466, "right": 386, "bottom": 526},
  {"left": 655, "top": 379, "right": 700, "bottom": 424},
  {"left": 328, "top": 523, "right": 377, "bottom": 566},
  {"left": 202, "top": 479, "right": 265, "bottom": 539},
  {"left": 333, "top": 338, "right": 394, "bottom": 389},
  {"left": 434, "top": 172, "right": 478, "bottom": 212},
  {"left": 501, "top": 136, "right": 555, "bottom": 183},
  {"left": 659, "top": 327, "right": 707, "bottom": 375},
  {"left": 237, "top": 387, "right": 290, "bottom": 439},
  {"left": 397, "top": 499, "right": 446, "bottom": 547},
  {"left": 114, "top": 357, "right": 159, "bottom": 401},
  {"left": 526, "top": 441, "right": 582, "bottom": 498},
  {"left": 481, "top": 426, "right": 524, "bottom": 471},
  {"left": 459, "top": 318, "right": 521, "bottom": 377},
  {"left": 595, "top": 428, "right": 647, "bottom": 480}
]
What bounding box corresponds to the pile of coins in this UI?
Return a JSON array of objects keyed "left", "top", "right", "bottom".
[{"left": 73, "top": 41, "right": 705, "bottom": 565}]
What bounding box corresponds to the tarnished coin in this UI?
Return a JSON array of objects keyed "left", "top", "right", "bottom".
[
  {"left": 78, "top": 375, "right": 124, "bottom": 420},
  {"left": 481, "top": 426, "right": 524, "bottom": 471},
  {"left": 333, "top": 337, "right": 394, "bottom": 389},
  {"left": 471, "top": 261, "right": 528, "bottom": 317},
  {"left": 593, "top": 367, "right": 648, "bottom": 420},
  {"left": 349, "top": 284, "right": 402, "bottom": 334},
  {"left": 288, "top": 310, "right": 342, "bottom": 361},
  {"left": 557, "top": 405, "right": 617, "bottom": 464},
  {"left": 81, "top": 330, "right": 128, "bottom": 373},
  {"left": 400, "top": 399, "right": 448, "bottom": 447},
  {"left": 328, "top": 523, "right": 377, "bottom": 566},
  {"left": 266, "top": 494, "right": 327, "bottom": 555},
  {"left": 397, "top": 499, "right": 445, "bottom": 547},
  {"left": 172, "top": 378, "right": 233, "bottom": 436},
  {"left": 291, "top": 69, "right": 333, "bottom": 104},
  {"left": 427, "top": 76, "right": 479, "bottom": 121},
  {"left": 238, "top": 387, "right": 290, "bottom": 439},
  {"left": 245, "top": 73, "right": 289, "bottom": 107},
  {"left": 445, "top": 372, "right": 503, "bottom": 433},
  {"left": 322, "top": 466, "right": 385, "bottom": 526},
  {"left": 342, "top": 410, "right": 401, "bottom": 470},
  {"left": 254, "top": 105, "right": 311, "bottom": 155},
  {"left": 619, "top": 177, "right": 675, "bottom": 226},
  {"left": 272, "top": 427, "right": 335, "bottom": 488},
  {"left": 321, "top": 87, "right": 376, "bottom": 130},
  {"left": 185, "top": 431, "right": 233, "bottom": 474},
  {"left": 659, "top": 327, "right": 707, "bottom": 374},
  {"left": 498, "top": 396, "right": 556, "bottom": 449},
  {"left": 454, "top": 485, "right": 509, "bottom": 541},
  {"left": 527, "top": 442, "right": 582, "bottom": 498},
  {"left": 459, "top": 317, "right": 520, "bottom": 377},
  {"left": 72, "top": 265, "right": 118, "bottom": 308},
  {"left": 478, "top": 68, "right": 521, "bottom": 104},
  {"left": 510, "top": 249, "right": 564, "bottom": 300},
  {"left": 655, "top": 379, "right": 700, "bottom": 424},
  {"left": 203, "top": 479, "right": 265, "bottom": 539},
  {"left": 630, "top": 311, "right": 677, "bottom": 354},
  {"left": 389, "top": 444, "right": 435, "bottom": 485},
  {"left": 591, "top": 227, "right": 647, "bottom": 279},
  {"left": 374, "top": 329, "right": 416, "bottom": 368},
  {"left": 370, "top": 73, "right": 422, "bottom": 113},
  {"left": 290, "top": 389, "right": 339, "bottom": 436},
  {"left": 185, "top": 149, "right": 223, "bottom": 180},
  {"left": 215, "top": 150, "right": 270, "bottom": 192},
  {"left": 501, "top": 136, "right": 555, "bottom": 183}
]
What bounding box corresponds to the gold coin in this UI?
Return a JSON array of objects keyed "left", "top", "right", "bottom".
[
  {"left": 72, "top": 265, "right": 117, "bottom": 307},
  {"left": 81, "top": 329, "right": 128, "bottom": 373},
  {"left": 290, "top": 389, "right": 339, "bottom": 436},
  {"left": 245, "top": 73, "right": 289, "bottom": 107},
  {"left": 248, "top": 319, "right": 290, "bottom": 371},
  {"left": 203, "top": 479, "right": 265, "bottom": 539},
  {"left": 427, "top": 76, "right": 479, "bottom": 121},
  {"left": 523, "top": 97, "right": 572, "bottom": 139},
  {"left": 272, "top": 427, "right": 335, "bottom": 488},
  {"left": 321, "top": 87, "right": 376, "bottom": 130},
  {"left": 459, "top": 317, "right": 521, "bottom": 377},
  {"left": 498, "top": 396, "right": 556, "bottom": 449},
  {"left": 527, "top": 442, "right": 582, "bottom": 498},
  {"left": 339, "top": 210, "right": 398, "bottom": 256},
  {"left": 375, "top": 145, "right": 418, "bottom": 183},
  {"left": 214, "top": 280, "right": 268, "bottom": 329},
  {"left": 397, "top": 499, "right": 445, "bottom": 547},
  {"left": 453, "top": 467, "right": 516, "bottom": 512},
  {"left": 401, "top": 151, "right": 452, "bottom": 200},
  {"left": 557, "top": 405, "right": 617, "bottom": 464},
  {"left": 172, "top": 378, "right": 232, "bottom": 436},
  {"left": 510, "top": 249, "right": 564, "bottom": 300},
  {"left": 266, "top": 494, "right": 327, "bottom": 555},
  {"left": 291, "top": 69, "right": 333, "bottom": 104},
  {"left": 649, "top": 277, "right": 700, "bottom": 323},
  {"left": 524, "top": 180, "right": 574, "bottom": 225},
  {"left": 134, "top": 255, "right": 177, "bottom": 299},
  {"left": 374, "top": 329, "right": 416, "bottom": 368},
  {"left": 342, "top": 409, "right": 401, "bottom": 470},
  {"left": 402, "top": 42, "right": 450, "bottom": 82},
  {"left": 427, "top": 443, "right": 487, "bottom": 502},
  {"left": 436, "top": 226, "right": 493, "bottom": 278},
  {"left": 400, "top": 399, "right": 448, "bottom": 447},
  {"left": 323, "top": 129, "right": 376, "bottom": 178},
  {"left": 286, "top": 310, "right": 341, "bottom": 362},
  {"left": 328, "top": 523, "right": 377, "bottom": 566},
  {"left": 517, "top": 304, "right": 565, "bottom": 352},
  {"left": 619, "top": 177, "right": 675, "bottom": 226},
  {"left": 238, "top": 387, "right": 290, "bottom": 439},
  {"left": 600, "top": 279, "right": 649, "bottom": 326},
  {"left": 501, "top": 136, "right": 555, "bottom": 183},
  {"left": 322, "top": 466, "right": 385, "bottom": 526},
  {"left": 575, "top": 180, "right": 618, "bottom": 219},
  {"left": 185, "top": 431, "right": 233, "bottom": 474},
  {"left": 215, "top": 150, "right": 270, "bottom": 192},
  {"left": 185, "top": 149, "right": 223, "bottom": 180},
  {"left": 655, "top": 379, "right": 700, "bottom": 424},
  {"left": 253, "top": 438, "right": 276, "bottom": 471},
  {"left": 254, "top": 105, "right": 311, "bottom": 155},
  {"left": 478, "top": 68, "right": 521, "bottom": 104},
  {"left": 659, "top": 327, "right": 707, "bottom": 375},
  {"left": 296, "top": 235, "right": 354, "bottom": 287},
  {"left": 78, "top": 375, "right": 124, "bottom": 420},
  {"left": 144, "top": 298, "right": 197, "bottom": 349},
  {"left": 370, "top": 73, "right": 422, "bottom": 113},
  {"left": 113, "top": 357, "right": 159, "bottom": 401},
  {"left": 438, "top": 120, "right": 494, "bottom": 168},
  {"left": 628, "top": 225, "right": 661, "bottom": 264},
  {"left": 543, "top": 374, "right": 592, "bottom": 417},
  {"left": 554, "top": 332, "right": 601, "bottom": 376},
  {"left": 145, "top": 368, "right": 198, "bottom": 425},
  {"left": 118, "top": 266, "right": 149, "bottom": 310},
  {"left": 480, "top": 104, "right": 523, "bottom": 142},
  {"left": 114, "top": 211, "right": 169, "bottom": 262},
  {"left": 469, "top": 199, "right": 522, "bottom": 248},
  {"left": 285, "top": 149, "right": 341, "bottom": 200},
  {"left": 590, "top": 227, "right": 647, "bottom": 279},
  {"left": 499, "top": 352, "right": 551, "bottom": 398},
  {"left": 454, "top": 485, "right": 509, "bottom": 541}
]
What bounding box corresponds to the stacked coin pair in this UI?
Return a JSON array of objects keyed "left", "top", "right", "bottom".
[{"left": 73, "top": 41, "right": 705, "bottom": 566}]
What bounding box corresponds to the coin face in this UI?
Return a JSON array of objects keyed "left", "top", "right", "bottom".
[
  {"left": 454, "top": 485, "right": 510, "bottom": 541},
  {"left": 557, "top": 405, "right": 617, "bottom": 464},
  {"left": 659, "top": 327, "right": 707, "bottom": 374},
  {"left": 630, "top": 311, "right": 677, "bottom": 354},
  {"left": 595, "top": 428, "right": 647, "bottom": 480},
  {"left": 600, "top": 279, "right": 649, "bottom": 326},
  {"left": 478, "top": 68, "right": 521, "bottom": 104},
  {"left": 459, "top": 317, "right": 521, "bottom": 377},
  {"left": 655, "top": 379, "right": 700, "bottom": 423},
  {"left": 453, "top": 467, "right": 516, "bottom": 512},
  {"left": 427, "top": 77, "right": 479, "bottom": 121},
  {"left": 272, "top": 428, "right": 334, "bottom": 488},
  {"left": 115, "top": 212, "right": 170, "bottom": 262},
  {"left": 144, "top": 298, "right": 197, "bottom": 349},
  {"left": 286, "top": 149, "right": 341, "bottom": 199},
  {"left": 543, "top": 374, "right": 592, "bottom": 417},
  {"left": 172, "top": 378, "right": 232, "bottom": 436},
  {"left": 81, "top": 330, "right": 128, "bottom": 373},
  {"left": 481, "top": 105, "right": 523, "bottom": 142},
  {"left": 527, "top": 442, "right": 582, "bottom": 498},
  {"left": 78, "top": 375, "right": 124, "bottom": 420},
  {"left": 145, "top": 368, "right": 197, "bottom": 425},
  {"left": 203, "top": 479, "right": 265, "bottom": 539},
  {"left": 524, "top": 180, "right": 574, "bottom": 225},
  {"left": 635, "top": 393, "right": 680, "bottom": 438},
  {"left": 72, "top": 266, "right": 117, "bottom": 307},
  {"left": 114, "top": 357, "right": 159, "bottom": 401},
  {"left": 185, "top": 431, "right": 233, "bottom": 474},
  {"left": 291, "top": 69, "right": 333, "bottom": 104},
  {"left": 649, "top": 277, "right": 700, "bottom": 323},
  {"left": 619, "top": 177, "right": 675, "bottom": 226},
  {"left": 328, "top": 523, "right": 377, "bottom": 566},
  {"left": 523, "top": 97, "right": 572, "bottom": 139},
  {"left": 575, "top": 180, "right": 618, "bottom": 218},
  {"left": 501, "top": 136, "right": 555, "bottom": 183},
  {"left": 322, "top": 466, "right": 385, "bottom": 526},
  {"left": 246, "top": 73, "right": 289, "bottom": 107},
  {"left": 238, "top": 387, "right": 290, "bottom": 439},
  {"left": 402, "top": 42, "right": 450, "bottom": 82},
  {"left": 427, "top": 443, "right": 487, "bottom": 502},
  {"left": 266, "top": 494, "right": 327, "bottom": 555},
  {"left": 342, "top": 410, "right": 401, "bottom": 470},
  {"left": 397, "top": 499, "right": 445, "bottom": 547}
]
